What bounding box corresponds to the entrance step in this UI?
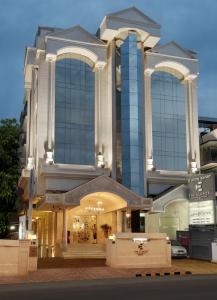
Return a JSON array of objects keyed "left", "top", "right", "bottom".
[{"left": 62, "top": 244, "right": 106, "bottom": 259}]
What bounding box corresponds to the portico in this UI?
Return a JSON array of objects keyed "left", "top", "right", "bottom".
[{"left": 33, "top": 176, "right": 152, "bottom": 257}]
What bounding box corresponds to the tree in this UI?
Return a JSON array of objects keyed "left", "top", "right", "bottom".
[{"left": 0, "top": 119, "right": 19, "bottom": 237}]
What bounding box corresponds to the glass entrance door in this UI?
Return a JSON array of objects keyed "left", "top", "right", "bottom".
[{"left": 72, "top": 215, "right": 97, "bottom": 243}]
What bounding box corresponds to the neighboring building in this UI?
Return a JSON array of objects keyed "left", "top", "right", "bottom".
[
  {"left": 199, "top": 116, "right": 217, "bottom": 133},
  {"left": 200, "top": 119, "right": 217, "bottom": 186},
  {"left": 18, "top": 7, "right": 200, "bottom": 256}
]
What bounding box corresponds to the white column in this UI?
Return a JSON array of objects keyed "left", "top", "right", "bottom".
[
  {"left": 46, "top": 58, "right": 55, "bottom": 164},
  {"left": 185, "top": 74, "right": 199, "bottom": 173},
  {"left": 25, "top": 88, "right": 31, "bottom": 161},
  {"left": 27, "top": 198, "right": 33, "bottom": 232},
  {"left": 108, "top": 40, "right": 117, "bottom": 178},
  {"left": 54, "top": 212, "right": 58, "bottom": 245},
  {"left": 117, "top": 210, "right": 123, "bottom": 233},
  {"left": 62, "top": 209, "right": 67, "bottom": 251},
  {"left": 95, "top": 61, "right": 106, "bottom": 154},
  {"left": 144, "top": 68, "right": 154, "bottom": 171}
]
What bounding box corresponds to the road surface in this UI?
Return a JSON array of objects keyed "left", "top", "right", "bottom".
[{"left": 0, "top": 275, "right": 217, "bottom": 300}]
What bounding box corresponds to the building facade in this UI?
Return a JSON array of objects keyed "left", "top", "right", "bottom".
[{"left": 18, "top": 7, "right": 200, "bottom": 256}]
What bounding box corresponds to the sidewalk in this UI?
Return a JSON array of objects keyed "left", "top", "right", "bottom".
[{"left": 0, "top": 259, "right": 216, "bottom": 285}]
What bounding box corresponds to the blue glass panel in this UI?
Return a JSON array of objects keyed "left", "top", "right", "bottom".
[
  {"left": 152, "top": 71, "right": 187, "bottom": 171},
  {"left": 55, "top": 58, "right": 95, "bottom": 165},
  {"left": 120, "top": 33, "right": 145, "bottom": 196}
]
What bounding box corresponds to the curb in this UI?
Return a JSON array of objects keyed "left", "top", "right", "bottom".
[{"left": 135, "top": 271, "right": 192, "bottom": 277}]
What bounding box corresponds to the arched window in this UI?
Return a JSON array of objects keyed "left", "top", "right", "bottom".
[
  {"left": 152, "top": 71, "right": 187, "bottom": 171},
  {"left": 54, "top": 57, "right": 95, "bottom": 165}
]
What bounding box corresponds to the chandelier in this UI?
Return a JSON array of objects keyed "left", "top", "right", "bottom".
[{"left": 84, "top": 201, "right": 105, "bottom": 213}]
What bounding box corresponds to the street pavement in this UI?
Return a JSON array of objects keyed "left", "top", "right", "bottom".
[{"left": 0, "top": 275, "right": 217, "bottom": 300}]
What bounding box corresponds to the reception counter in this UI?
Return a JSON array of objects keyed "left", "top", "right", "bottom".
[{"left": 106, "top": 233, "right": 171, "bottom": 268}]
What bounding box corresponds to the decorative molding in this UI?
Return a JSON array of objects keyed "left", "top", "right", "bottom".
[
  {"left": 95, "top": 61, "right": 107, "bottom": 69},
  {"left": 57, "top": 46, "right": 98, "bottom": 64},
  {"left": 46, "top": 53, "right": 56, "bottom": 61},
  {"left": 144, "top": 68, "right": 154, "bottom": 76},
  {"left": 154, "top": 60, "right": 190, "bottom": 77},
  {"left": 184, "top": 74, "right": 198, "bottom": 82}
]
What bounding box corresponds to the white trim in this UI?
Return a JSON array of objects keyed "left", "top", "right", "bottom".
[
  {"left": 57, "top": 46, "right": 98, "bottom": 64},
  {"left": 146, "top": 51, "right": 198, "bottom": 62},
  {"left": 46, "top": 36, "right": 107, "bottom": 48},
  {"left": 154, "top": 61, "right": 190, "bottom": 77}
]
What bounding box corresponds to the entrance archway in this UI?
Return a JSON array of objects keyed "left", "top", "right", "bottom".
[{"left": 67, "top": 192, "right": 127, "bottom": 245}]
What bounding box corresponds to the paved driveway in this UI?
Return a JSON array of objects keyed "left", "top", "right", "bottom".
[{"left": 0, "top": 258, "right": 217, "bottom": 285}]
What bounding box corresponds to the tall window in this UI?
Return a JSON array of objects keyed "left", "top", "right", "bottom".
[
  {"left": 152, "top": 71, "right": 187, "bottom": 171},
  {"left": 55, "top": 57, "right": 95, "bottom": 165}
]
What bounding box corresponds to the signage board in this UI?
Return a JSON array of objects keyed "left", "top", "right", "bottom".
[
  {"left": 188, "top": 174, "right": 216, "bottom": 225},
  {"left": 188, "top": 174, "right": 215, "bottom": 202},
  {"left": 189, "top": 200, "right": 215, "bottom": 225}
]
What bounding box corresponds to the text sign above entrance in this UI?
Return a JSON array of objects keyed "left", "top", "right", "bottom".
[{"left": 188, "top": 174, "right": 215, "bottom": 202}]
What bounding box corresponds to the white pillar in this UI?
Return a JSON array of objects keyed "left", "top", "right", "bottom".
[
  {"left": 62, "top": 209, "right": 67, "bottom": 251},
  {"left": 54, "top": 212, "right": 58, "bottom": 245},
  {"left": 117, "top": 210, "right": 123, "bottom": 233},
  {"left": 108, "top": 40, "right": 117, "bottom": 179},
  {"left": 46, "top": 58, "right": 55, "bottom": 163},
  {"left": 27, "top": 198, "right": 33, "bottom": 232},
  {"left": 25, "top": 88, "right": 31, "bottom": 161},
  {"left": 185, "top": 74, "right": 199, "bottom": 173},
  {"left": 144, "top": 69, "right": 154, "bottom": 171},
  {"left": 95, "top": 61, "right": 106, "bottom": 154}
]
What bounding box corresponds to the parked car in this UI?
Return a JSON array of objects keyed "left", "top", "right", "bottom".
[{"left": 171, "top": 240, "right": 187, "bottom": 258}]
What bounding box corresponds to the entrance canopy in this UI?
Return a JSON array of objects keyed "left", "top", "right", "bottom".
[
  {"left": 38, "top": 175, "right": 152, "bottom": 211},
  {"left": 64, "top": 175, "right": 152, "bottom": 210}
]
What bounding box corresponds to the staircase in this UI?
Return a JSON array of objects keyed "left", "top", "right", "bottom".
[{"left": 62, "top": 243, "right": 106, "bottom": 259}]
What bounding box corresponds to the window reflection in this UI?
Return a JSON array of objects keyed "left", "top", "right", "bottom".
[
  {"left": 55, "top": 58, "right": 95, "bottom": 165},
  {"left": 152, "top": 71, "right": 187, "bottom": 171}
]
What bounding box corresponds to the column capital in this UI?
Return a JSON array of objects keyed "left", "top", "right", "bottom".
[
  {"left": 184, "top": 73, "right": 198, "bottom": 82},
  {"left": 46, "top": 53, "right": 57, "bottom": 62},
  {"left": 144, "top": 68, "right": 154, "bottom": 76},
  {"left": 95, "top": 61, "right": 106, "bottom": 69}
]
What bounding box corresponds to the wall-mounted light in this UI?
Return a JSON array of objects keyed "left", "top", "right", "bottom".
[
  {"left": 126, "top": 212, "right": 131, "bottom": 218},
  {"left": 46, "top": 151, "right": 54, "bottom": 164},
  {"left": 147, "top": 158, "right": 154, "bottom": 171},
  {"left": 97, "top": 152, "right": 105, "bottom": 168},
  {"left": 191, "top": 161, "right": 198, "bottom": 173}
]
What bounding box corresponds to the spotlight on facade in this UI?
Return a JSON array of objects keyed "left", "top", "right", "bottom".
[
  {"left": 97, "top": 152, "right": 105, "bottom": 168},
  {"left": 147, "top": 158, "right": 154, "bottom": 171},
  {"left": 191, "top": 161, "right": 198, "bottom": 173},
  {"left": 9, "top": 225, "right": 16, "bottom": 231},
  {"left": 126, "top": 212, "right": 131, "bottom": 218},
  {"left": 46, "top": 151, "right": 54, "bottom": 164}
]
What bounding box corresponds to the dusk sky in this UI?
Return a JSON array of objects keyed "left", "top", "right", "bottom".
[{"left": 0, "top": 0, "right": 216, "bottom": 120}]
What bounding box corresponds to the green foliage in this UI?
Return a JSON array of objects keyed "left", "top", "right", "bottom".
[
  {"left": 0, "top": 213, "right": 8, "bottom": 238},
  {"left": 0, "top": 119, "right": 19, "bottom": 236}
]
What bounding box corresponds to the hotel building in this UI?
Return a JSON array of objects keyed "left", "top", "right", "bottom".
[{"left": 18, "top": 7, "right": 200, "bottom": 257}]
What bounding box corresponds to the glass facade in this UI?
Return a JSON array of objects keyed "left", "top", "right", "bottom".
[
  {"left": 120, "top": 33, "right": 145, "bottom": 196},
  {"left": 152, "top": 71, "right": 187, "bottom": 171},
  {"left": 55, "top": 57, "right": 95, "bottom": 165}
]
